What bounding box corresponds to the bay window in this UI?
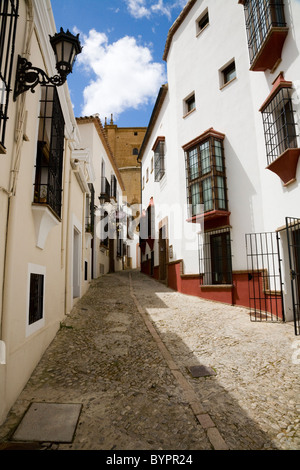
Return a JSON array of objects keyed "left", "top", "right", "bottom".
[{"left": 184, "top": 129, "right": 228, "bottom": 219}]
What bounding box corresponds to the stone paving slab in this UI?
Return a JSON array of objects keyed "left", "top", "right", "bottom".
[{"left": 12, "top": 403, "right": 82, "bottom": 443}]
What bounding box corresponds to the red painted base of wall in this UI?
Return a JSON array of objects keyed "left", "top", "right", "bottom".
[{"left": 141, "top": 259, "right": 284, "bottom": 319}]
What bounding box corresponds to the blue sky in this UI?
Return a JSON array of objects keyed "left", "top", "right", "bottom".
[{"left": 51, "top": 0, "right": 188, "bottom": 127}]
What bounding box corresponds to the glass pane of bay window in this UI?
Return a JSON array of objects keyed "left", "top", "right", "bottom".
[
  {"left": 188, "top": 148, "right": 198, "bottom": 180},
  {"left": 214, "top": 140, "right": 223, "bottom": 171},
  {"left": 200, "top": 141, "right": 210, "bottom": 174},
  {"left": 217, "top": 176, "right": 226, "bottom": 209},
  {"left": 202, "top": 177, "right": 213, "bottom": 212},
  {"left": 191, "top": 182, "right": 201, "bottom": 215}
]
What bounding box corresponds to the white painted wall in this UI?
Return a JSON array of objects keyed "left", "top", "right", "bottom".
[{"left": 141, "top": 0, "right": 300, "bottom": 279}]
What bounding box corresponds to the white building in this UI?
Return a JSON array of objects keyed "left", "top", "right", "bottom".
[
  {"left": 0, "top": 0, "right": 128, "bottom": 424},
  {"left": 76, "top": 115, "right": 128, "bottom": 277},
  {"left": 139, "top": 0, "right": 300, "bottom": 335}
]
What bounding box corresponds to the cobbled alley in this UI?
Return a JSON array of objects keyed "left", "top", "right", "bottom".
[{"left": 0, "top": 270, "right": 299, "bottom": 451}]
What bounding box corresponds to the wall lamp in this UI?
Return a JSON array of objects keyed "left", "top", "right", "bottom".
[{"left": 14, "top": 28, "right": 82, "bottom": 101}]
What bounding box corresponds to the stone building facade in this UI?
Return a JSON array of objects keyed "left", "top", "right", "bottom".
[{"left": 104, "top": 115, "right": 146, "bottom": 206}]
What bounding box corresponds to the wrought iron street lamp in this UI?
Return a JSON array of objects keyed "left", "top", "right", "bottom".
[{"left": 14, "top": 28, "right": 82, "bottom": 101}]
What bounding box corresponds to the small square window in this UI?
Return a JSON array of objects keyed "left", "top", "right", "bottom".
[
  {"left": 220, "top": 60, "right": 236, "bottom": 89},
  {"left": 196, "top": 9, "right": 209, "bottom": 35},
  {"left": 223, "top": 62, "right": 236, "bottom": 84},
  {"left": 184, "top": 93, "right": 196, "bottom": 116}
]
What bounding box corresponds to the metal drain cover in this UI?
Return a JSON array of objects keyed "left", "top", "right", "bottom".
[
  {"left": 12, "top": 402, "right": 82, "bottom": 443},
  {"left": 188, "top": 365, "right": 216, "bottom": 377}
]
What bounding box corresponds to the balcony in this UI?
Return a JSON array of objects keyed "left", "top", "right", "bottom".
[
  {"left": 239, "top": 0, "right": 289, "bottom": 72},
  {"left": 260, "top": 73, "right": 300, "bottom": 185}
]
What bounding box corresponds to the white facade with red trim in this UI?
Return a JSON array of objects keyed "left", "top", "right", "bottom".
[{"left": 139, "top": 0, "right": 300, "bottom": 332}]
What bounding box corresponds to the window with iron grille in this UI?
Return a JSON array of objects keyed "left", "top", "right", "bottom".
[
  {"left": 100, "top": 176, "right": 111, "bottom": 203},
  {"left": 100, "top": 210, "right": 109, "bottom": 247},
  {"left": 242, "top": 0, "right": 286, "bottom": 67},
  {"left": 29, "top": 273, "right": 44, "bottom": 325},
  {"left": 34, "top": 86, "right": 65, "bottom": 218},
  {"left": 198, "top": 228, "right": 232, "bottom": 285},
  {"left": 185, "top": 135, "right": 227, "bottom": 217},
  {"left": 0, "top": 0, "right": 19, "bottom": 153},
  {"left": 261, "top": 85, "right": 298, "bottom": 166},
  {"left": 111, "top": 174, "right": 117, "bottom": 199},
  {"left": 85, "top": 183, "right": 95, "bottom": 233},
  {"left": 117, "top": 227, "right": 123, "bottom": 257},
  {"left": 153, "top": 138, "right": 165, "bottom": 182}
]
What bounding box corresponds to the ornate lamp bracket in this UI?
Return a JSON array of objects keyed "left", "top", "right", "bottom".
[{"left": 13, "top": 55, "right": 66, "bottom": 101}]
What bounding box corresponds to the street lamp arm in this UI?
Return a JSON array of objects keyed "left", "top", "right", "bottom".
[{"left": 14, "top": 56, "right": 66, "bottom": 101}]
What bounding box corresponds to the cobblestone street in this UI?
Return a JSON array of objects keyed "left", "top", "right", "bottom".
[{"left": 0, "top": 270, "right": 299, "bottom": 451}]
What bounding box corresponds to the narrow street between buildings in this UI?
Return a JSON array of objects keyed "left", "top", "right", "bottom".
[{"left": 0, "top": 270, "right": 299, "bottom": 451}]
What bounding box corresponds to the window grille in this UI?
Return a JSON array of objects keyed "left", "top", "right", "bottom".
[
  {"left": 154, "top": 140, "right": 165, "bottom": 182},
  {"left": 198, "top": 228, "right": 232, "bottom": 285},
  {"left": 0, "top": 0, "right": 19, "bottom": 152},
  {"left": 243, "top": 0, "right": 286, "bottom": 66},
  {"left": 100, "top": 210, "right": 108, "bottom": 247},
  {"left": 117, "top": 230, "right": 123, "bottom": 257},
  {"left": 111, "top": 174, "right": 117, "bottom": 199},
  {"left": 29, "top": 273, "right": 44, "bottom": 325},
  {"left": 185, "top": 136, "right": 227, "bottom": 217},
  {"left": 261, "top": 86, "right": 298, "bottom": 165},
  {"left": 100, "top": 176, "right": 111, "bottom": 202},
  {"left": 85, "top": 183, "right": 95, "bottom": 232},
  {"left": 34, "top": 86, "right": 65, "bottom": 218}
]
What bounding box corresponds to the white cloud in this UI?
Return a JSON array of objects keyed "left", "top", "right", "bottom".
[
  {"left": 77, "top": 29, "right": 166, "bottom": 121},
  {"left": 151, "top": 0, "right": 172, "bottom": 20},
  {"left": 126, "top": 0, "right": 151, "bottom": 19},
  {"left": 125, "top": 0, "right": 188, "bottom": 20}
]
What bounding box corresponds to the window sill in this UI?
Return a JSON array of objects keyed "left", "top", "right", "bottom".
[
  {"left": 220, "top": 77, "right": 237, "bottom": 91},
  {"left": 196, "top": 23, "right": 209, "bottom": 37},
  {"left": 183, "top": 107, "right": 196, "bottom": 119},
  {"left": 250, "top": 27, "right": 289, "bottom": 72},
  {"left": 266, "top": 148, "right": 300, "bottom": 185},
  {"left": 201, "top": 284, "right": 233, "bottom": 291},
  {"left": 187, "top": 210, "right": 231, "bottom": 230}
]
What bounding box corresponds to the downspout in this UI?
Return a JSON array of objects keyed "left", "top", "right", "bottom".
[
  {"left": 64, "top": 145, "right": 73, "bottom": 316},
  {"left": 0, "top": 0, "right": 34, "bottom": 354}
]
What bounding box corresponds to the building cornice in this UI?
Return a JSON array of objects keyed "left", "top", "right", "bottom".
[{"left": 163, "top": 0, "right": 198, "bottom": 62}]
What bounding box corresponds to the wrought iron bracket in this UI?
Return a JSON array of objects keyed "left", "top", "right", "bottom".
[{"left": 13, "top": 55, "right": 66, "bottom": 101}]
